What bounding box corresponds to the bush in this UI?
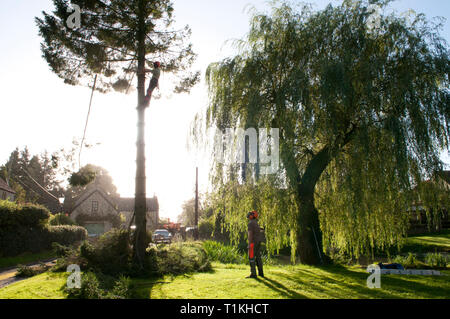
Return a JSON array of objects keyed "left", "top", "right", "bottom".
[
  {"left": 425, "top": 253, "right": 448, "bottom": 268},
  {"left": 0, "top": 200, "right": 87, "bottom": 257},
  {"left": 203, "top": 240, "right": 245, "bottom": 264},
  {"left": 198, "top": 218, "right": 214, "bottom": 240},
  {"left": 392, "top": 252, "right": 419, "bottom": 268},
  {"left": 48, "top": 225, "right": 88, "bottom": 246},
  {"left": 49, "top": 213, "right": 77, "bottom": 226},
  {"left": 66, "top": 271, "right": 132, "bottom": 299},
  {"left": 52, "top": 242, "right": 73, "bottom": 258},
  {"left": 16, "top": 263, "right": 48, "bottom": 278},
  {"left": 79, "top": 229, "right": 133, "bottom": 276},
  {"left": 16, "top": 265, "right": 39, "bottom": 277},
  {"left": 0, "top": 225, "right": 87, "bottom": 258},
  {"left": 147, "top": 242, "right": 211, "bottom": 275},
  {"left": 0, "top": 200, "right": 50, "bottom": 229}
]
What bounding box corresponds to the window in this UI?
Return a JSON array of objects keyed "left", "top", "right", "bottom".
[
  {"left": 92, "top": 200, "right": 99, "bottom": 212},
  {"left": 1, "top": 192, "right": 6, "bottom": 200}
]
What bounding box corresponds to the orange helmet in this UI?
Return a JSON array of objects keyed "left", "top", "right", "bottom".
[{"left": 247, "top": 210, "right": 259, "bottom": 219}]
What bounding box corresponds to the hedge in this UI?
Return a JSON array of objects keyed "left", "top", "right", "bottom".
[
  {"left": 49, "top": 213, "right": 77, "bottom": 226},
  {"left": 75, "top": 212, "right": 121, "bottom": 228},
  {"left": 0, "top": 200, "right": 87, "bottom": 257},
  {"left": 0, "top": 201, "right": 49, "bottom": 229},
  {"left": 48, "top": 225, "right": 88, "bottom": 246}
]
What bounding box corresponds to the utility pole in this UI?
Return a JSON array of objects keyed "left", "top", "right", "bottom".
[{"left": 194, "top": 167, "right": 199, "bottom": 240}]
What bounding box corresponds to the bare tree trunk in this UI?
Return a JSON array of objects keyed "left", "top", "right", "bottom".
[{"left": 133, "top": 0, "right": 147, "bottom": 269}]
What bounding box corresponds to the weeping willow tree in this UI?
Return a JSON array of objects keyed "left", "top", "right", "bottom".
[{"left": 195, "top": 0, "right": 449, "bottom": 264}]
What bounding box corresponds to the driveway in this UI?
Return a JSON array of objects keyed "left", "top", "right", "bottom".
[{"left": 0, "top": 259, "right": 57, "bottom": 289}]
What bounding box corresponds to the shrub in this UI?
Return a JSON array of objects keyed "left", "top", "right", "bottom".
[
  {"left": 66, "top": 271, "right": 132, "bottom": 299},
  {"left": 147, "top": 242, "right": 211, "bottom": 275},
  {"left": 16, "top": 263, "right": 48, "bottom": 278},
  {"left": 52, "top": 242, "right": 73, "bottom": 258},
  {"left": 0, "top": 201, "right": 86, "bottom": 257},
  {"left": 203, "top": 240, "right": 245, "bottom": 264},
  {"left": 425, "top": 253, "right": 448, "bottom": 268},
  {"left": 198, "top": 218, "right": 214, "bottom": 239},
  {"left": 16, "top": 265, "right": 39, "bottom": 277},
  {"left": 49, "top": 213, "right": 77, "bottom": 226},
  {"left": 0, "top": 200, "right": 50, "bottom": 229},
  {"left": 48, "top": 225, "right": 88, "bottom": 246},
  {"left": 79, "top": 229, "right": 132, "bottom": 275},
  {"left": 392, "top": 252, "right": 419, "bottom": 268}
]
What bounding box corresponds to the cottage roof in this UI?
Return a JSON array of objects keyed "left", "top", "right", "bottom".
[
  {"left": 72, "top": 188, "right": 119, "bottom": 213},
  {"left": 117, "top": 197, "right": 159, "bottom": 212},
  {"left": 70, "top": 186, "right": 159, "bottom": 213},
  {"left": 0, "top": 177, "right": 15, "bottom": 194}
]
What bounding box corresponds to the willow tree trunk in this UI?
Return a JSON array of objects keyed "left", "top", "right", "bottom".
[
  {"left": 295, "top": 146, "right": 332, "bottom": 265},
  {"left": 133, "top": 0, "right": 147, "bottom": 269}
]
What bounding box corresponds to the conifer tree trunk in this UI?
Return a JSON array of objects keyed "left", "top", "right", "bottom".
[{"left": 133, "top": 0, "right": 148, "bottom": 269}]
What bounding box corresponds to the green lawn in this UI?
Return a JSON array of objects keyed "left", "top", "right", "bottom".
[
  {"left": 1, "top": 263, "right": 448, "bottom": 299},
  {"left": 0, "top": 272, "right": 67, "bottom": 299},
  {"left": 0, "top": 250, "right": 56, "bottom": 270},
  {"left": 402, "top": 230, "right": 450, "bottom": 253}
]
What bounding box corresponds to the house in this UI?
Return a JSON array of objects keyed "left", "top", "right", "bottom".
[
  {"left": 70, "top": 188, "right": 121, "bottom": 237},
  {"left": 117, "top": 197, "right": 159, "bottom": 229},
  {"left": 69, "top": 186, "right": 159, "bottom": 237},
  {"left": 0, "top": 177, "right": 15, "bottom": 201}
]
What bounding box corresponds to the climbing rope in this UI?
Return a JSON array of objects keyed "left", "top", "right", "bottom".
[{"left": 78, "top": 74, "right": 98, "bottom": 170}]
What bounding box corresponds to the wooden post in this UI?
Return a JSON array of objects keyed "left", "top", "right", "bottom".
[{"left": 194, "top": 167, "right": 199, "bottom": 240}]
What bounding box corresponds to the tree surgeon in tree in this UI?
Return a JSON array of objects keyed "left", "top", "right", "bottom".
[
  {"left": 36, "top": 0, "right": 200, "bottom": 270},
  {"left": 142, "top": 61, "right": 161, "bottom": 107}
]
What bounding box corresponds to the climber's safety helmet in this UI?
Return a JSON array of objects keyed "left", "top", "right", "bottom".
[
  {"left": 153, "top": 61, "right": 161, "bottom": 68},
  {"left": 247, "top": 210, "right": 259, "bottom": 220}
]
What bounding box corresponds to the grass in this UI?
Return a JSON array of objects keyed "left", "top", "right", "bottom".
[
  {"left": 3, "top": 262, "right": 447, "bottom": 299},
  {"left": 401, "top": 230, "right": 450, "bottom": 254},
  {"left": 132, "top": 263, "right": 450, "bottom": 299},
  {"left": 1, "top": 232, "right": 449, "bottom": 299},
  {"left": 0, "top": 250, "right": 56, "bottom": 270},
  {"left": 0, "top": 272, "right": 67, "bottom": 299}
]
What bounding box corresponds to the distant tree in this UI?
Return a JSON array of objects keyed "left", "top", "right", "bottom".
[
  {"left": 177, "top": 197, "right": 206, "bottom": 226},
  {"left": 198, "top": 0, "right": 449, "bottom": 264},
  {"left": 36, "top": 0, "right": 199, "bottom": 269},
  {"left": 1, "top": 147, "right": 64, "bottom": 207},
  {"left": 63, "top": 164, "right": 120, "bottom": 212}
]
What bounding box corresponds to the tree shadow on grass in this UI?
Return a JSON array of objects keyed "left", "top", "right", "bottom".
[
  {"left": 131, "top": 278, "right": 169, "bottom": 299},
  {"left": 321, "top": 265, "right": 450, "bottom": 298},
  {"left": 130, "top": 268, "right": 217, "bottom": 299},
  {"left": 281, "top": 267, "right": 393, "bottom": 299},
  {"left": 286, "top": 265, "right": 450, "bottom": 299},
  {"left": 256, "top": 276, "right": 308, "bottom": 299},
  {"left": 375, "top": 275, "right": 450, "bottom": 299}
]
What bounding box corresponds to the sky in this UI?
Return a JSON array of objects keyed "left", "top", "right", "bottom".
[{"left": 0, "top": 0, "right": 449, "bottom": 222}]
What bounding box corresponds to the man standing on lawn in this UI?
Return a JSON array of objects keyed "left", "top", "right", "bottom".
[{"left": 247, "top": 210, "right": 264, "bottom": 279}]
